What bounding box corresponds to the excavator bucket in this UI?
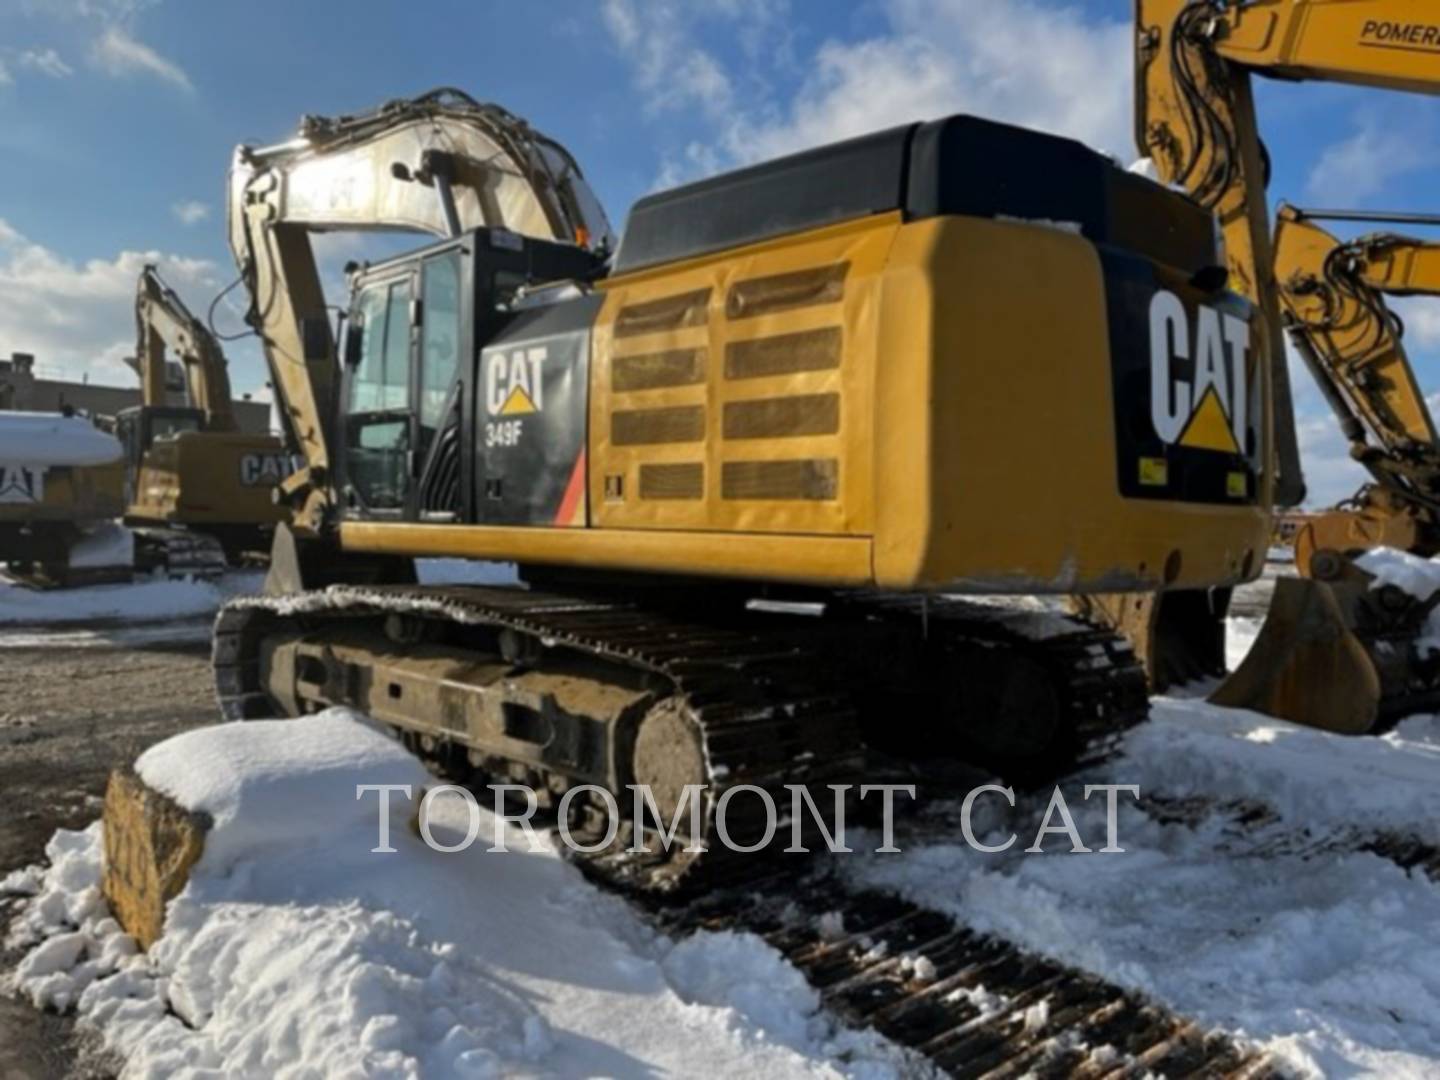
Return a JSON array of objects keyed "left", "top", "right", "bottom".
[
  {"left": 1070, "top": 589, "right": 1229, "bottom": 692},
  {"left": 1208, "top": 577, "right": 1381, "bottom": 735}
]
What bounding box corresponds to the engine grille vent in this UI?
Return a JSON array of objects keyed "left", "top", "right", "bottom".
[
  {"left": 639, "top": 462, "right": 704, "bottom": 500},
  {"left": 725, "top": 327, "right": 842, "bottom": 380},
  {"left": 611, "top": 405, "right": 706, "bottom": 446},
  {"left": 615, "top": 288, "right": 712, "bottom": 339},
  {"left": 613, "top": 349, "right": 707, "bottom": 392},
  {"left": 726, "top": 263, "right": 848, "bottom": 320},
  {"left": 723, "top": 394, "right": 839, "bottom": 440},
  {"left": 721, "top": 459, "right": 838, "bottom": 501}
]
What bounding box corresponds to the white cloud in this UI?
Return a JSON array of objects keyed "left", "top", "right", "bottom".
[
  {"left": 1390, "top": 295, "right": 1440, "bottom": 352},
  {"left": 171, "top": 199, "right": 209, "bottom": 226},
  {"left": 0, "top": 60, "right": 12, "bottom": 86},
  {"left": 740, "top": 0, "right": 1130, "bottom": 165},
  {"left": 601, "top": 0, "right": 739, "bottom": 118},
  {"left": 1305, "top": 115, "right": 1436, "bottom": 205},
  {"left": 602, "top": 0, "right": 1132, "bottom": 184},
  {"left": 90, "top": 25, "right": 191, "bottom": 91},
  {"left": 18, "top": 48, "right": 74, "bottom": 78},
  {"left": 1294, "top": 411, "right": 1369, "bottom": 509},
  {"left": 0, "top": 217, "right": 218, "bottom": 384}
]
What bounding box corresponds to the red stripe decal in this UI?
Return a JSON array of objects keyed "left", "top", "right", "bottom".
[{"left": 553, "top": 450, "right": 586, "bottom": 527}]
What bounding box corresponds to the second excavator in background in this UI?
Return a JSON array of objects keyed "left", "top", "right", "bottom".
[{"left": 117, "top": 266, "right": 295, "bottom": 573}]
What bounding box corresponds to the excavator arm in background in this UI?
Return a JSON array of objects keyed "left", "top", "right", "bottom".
[
  {"left": 1273, "top": 206, "right": 1440, "bottom": 571},
  {"left": 134, "top": 265, "right": 238, "bottom": 432},
  {"left": 1136, "top": 0, "right": 1440, "bottom": 503},
  {"left": 1127, "top": 0, "right": 1440, "bottom": 729},
  {"left": 226, "top": 87, "right": 613, "bottom": 531}
]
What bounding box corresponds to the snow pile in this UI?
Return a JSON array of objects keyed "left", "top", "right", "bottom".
[
  {"left": 844, "top": 699, "right": 1440, "bottom": 1078},
  {"left": 133, "top": 713, "right": 429, "bottom": 870},
  {"left": 1354, "top": 547, "right": 1440, "bottom": 601},
  {"left": 0, "top": 570, "right": 263, "bottom": 625},
  {"left": 6, "top": 709, "right": 916, "bottom": 1079},
  {"left": 1355, "top": 548, "right": 1440, "bottom": 656},
  {"left": 1126, "top": 697, "right": 1440, "bottom": 844},
  {"left": 0, "top": 411, "right": 121, "bottom": 467}
]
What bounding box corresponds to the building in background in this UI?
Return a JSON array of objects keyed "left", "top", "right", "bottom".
[{"left": 0, "top": 352, "right": 272, "bottom": 435}]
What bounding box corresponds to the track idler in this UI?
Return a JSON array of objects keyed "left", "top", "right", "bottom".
[{"left": 1210, "top": 552, "right": 1440, "bottom": 734}]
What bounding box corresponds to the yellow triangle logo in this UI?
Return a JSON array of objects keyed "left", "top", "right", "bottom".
[
  {"left": 1178, "top": 386, "right": 1240, "bottom": 454},
  {"left": 499, "top": 385, "right": 537, "bottom": 416}
]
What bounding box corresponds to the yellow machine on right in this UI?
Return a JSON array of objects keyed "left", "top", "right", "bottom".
[
  {"left": 1271, "top": 204, "right": 1440, "bottom": 574},
  {"left": 1130, "top": 0, "right": 1440, "bottom": 733}
]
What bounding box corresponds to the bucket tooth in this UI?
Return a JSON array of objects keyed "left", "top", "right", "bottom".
[{"left": 1208, "top": 577, "right": 1380, "bottom": 734}]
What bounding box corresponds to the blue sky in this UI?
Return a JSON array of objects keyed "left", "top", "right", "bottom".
[{"left": 2, "top": 0, "right": 1439, "bottom": 506}]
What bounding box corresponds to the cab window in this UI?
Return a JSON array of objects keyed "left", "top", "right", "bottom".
[
  {"left": 345, "top": 278, "right": 412, "bottom": 511},
  {"left": 418, "top": 252, "right": 461, "bottom": 453}
]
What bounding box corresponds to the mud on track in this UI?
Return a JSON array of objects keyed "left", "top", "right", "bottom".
[{"left": 0, "top": 623, "right": 219, "bottom": 1079}]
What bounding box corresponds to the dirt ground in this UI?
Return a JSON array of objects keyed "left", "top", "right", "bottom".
[{"left": 0, "top": 624, "right": 218, "bottom": 1080}]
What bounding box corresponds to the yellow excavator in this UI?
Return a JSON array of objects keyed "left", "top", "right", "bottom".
[
  {"left": 117, "top": 266, "right": 295, "bottom": 572},
  {"left": 214, "top": 88, "right": 1247, "bottom": 890},
  {"left": 1135, "top": 0, "right": 1440, "bottom": 731},
  {"left": 201, "top": 4, "right": 1440, "bottom": 889},
  {"left": 1269, "top": 205, "right": 1440, "bottom": 574}
]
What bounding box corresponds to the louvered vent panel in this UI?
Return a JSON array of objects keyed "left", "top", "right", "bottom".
[
  {"left": 614, "top": 288, "right": 711, "bottom": 339},
  {"left": 639, "top": 462, "right": 704, "bottom": 500},
  {"left": 721, "top": 459, "right": 838, "bottom": 501},
  {"left": 723, "top": 394, "right": 839, "bottom": 440},
  {"left": 726, "top": 263, "right": 848, "bottom": 320},
  {"left": 611, "top": 405, "right": 706, "bottom": 446},
  {"left": 613, "top": 349, "right": 706, "bottom": 391},
  {"left": 725, "top": 327, "right": 842, "bottom": 380}
]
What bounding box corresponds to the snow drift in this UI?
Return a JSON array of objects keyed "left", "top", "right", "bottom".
[
  {"left": 3, "top": 709, "right": 916, "bottom": 1079},
  {"left": 845, "top": 699, "right": 1440, "bottom": 1078}
]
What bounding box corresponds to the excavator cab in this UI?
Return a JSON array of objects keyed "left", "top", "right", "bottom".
[
  {"left": 337, "top": 230, "right": 604, "bottom": 527},
  {"left": 115, "top": 404, "right": 205, "bottom": 479}
]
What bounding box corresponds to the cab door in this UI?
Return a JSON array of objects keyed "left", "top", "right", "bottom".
[
  {"left": 340, "top": 247, "right": 467, "bottom": 522},
  {"left": 341, "top": 270, "right": 416, "bottom": 517}
]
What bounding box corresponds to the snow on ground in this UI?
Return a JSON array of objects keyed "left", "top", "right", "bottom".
[
  {"left": 0, "top": 571, "right": 264, "bottom": 626},
  {"left": 1127, "top": 698, "right": 1440, "bottom": 845},
  {"left": 4, "top": 710, "right": 921, "bottom": 1079},
  {"left": 844, "top": 698, "right": 1440, "bottom": 1079},
  {"left": 0, "top": 558, "right": 517, "bottom": 630}
]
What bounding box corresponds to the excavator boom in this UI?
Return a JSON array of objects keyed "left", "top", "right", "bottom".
[
  {"left": 1271, "top": 208, "right": 1440, "bottom": 574},
  {"left": 134, "top": 265, "right": 237, "bottom": 431}
]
